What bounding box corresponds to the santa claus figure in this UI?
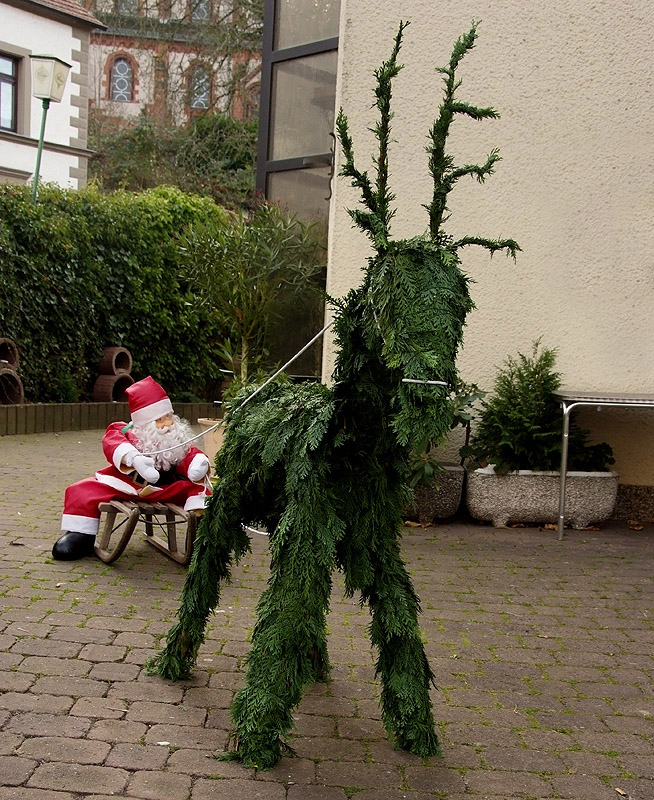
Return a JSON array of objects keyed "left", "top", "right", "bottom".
[{"left": 52, "top": 376, "right": 212, "bottom": 560}]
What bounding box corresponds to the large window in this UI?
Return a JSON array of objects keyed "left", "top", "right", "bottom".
[
  {"left": 269, "top": 51, "right": 336, "bottom": 161},
  {"left": 0, "top": 55, "right": 18, "bottom": 132},
  {"left": 110, "top": 57, "right": 134, "bottom": 102},
  {"left": 273, "top": 0, "right": 339, "bottom": 50},
  {"left": 257, "top": 0, "right": 340, "bottom": 226},
  {"left": 256, "top": 1, "right": 341, "bottom": 375}
]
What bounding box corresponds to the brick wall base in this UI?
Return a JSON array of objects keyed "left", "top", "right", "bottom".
[{"left": 0, "top": 402, "right": 215, "bottom": 436}]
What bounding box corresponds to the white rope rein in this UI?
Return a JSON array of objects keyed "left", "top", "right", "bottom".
[
  {"left": 141, "top": 321, "right": 334, "bottom": 457},
  {"left": 401, "top": 379, "right": 448, "bottom": 386}
]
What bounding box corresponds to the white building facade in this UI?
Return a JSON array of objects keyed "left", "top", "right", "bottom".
[{"left": 0, "top": 0, "right": 104, "bottom": 188}]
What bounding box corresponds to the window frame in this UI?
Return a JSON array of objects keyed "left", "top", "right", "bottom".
[
  {"left": 115, "top": 0, "right": 138, "bottom": 15},
  {"left": 189, "top": 0, "right": 212, "bottom": 23},
  {"left": 0, "top": 42, "right": 31, "bottom": 138},
  {"left": 256, "top": 0, "right": 338, "bottom": 195},
  {"left": 0, "top": 53, "right": 19, "bottom": 133}
]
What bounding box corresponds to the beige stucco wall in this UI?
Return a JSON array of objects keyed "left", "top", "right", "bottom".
[{"left": 323, "top": 0, "right": 654, "bottom": 485}]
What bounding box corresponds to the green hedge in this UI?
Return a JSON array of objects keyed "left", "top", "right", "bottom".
[{"left": 0, "top": 184, "right": 230, "bottom": 402}]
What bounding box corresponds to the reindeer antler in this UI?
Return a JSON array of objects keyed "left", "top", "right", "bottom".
[
  {"left": 426, "top": 21, "right": 520, "bottom": 259},
  {"left": 336, "top": 20, "right": 409, "bottom": 252}
]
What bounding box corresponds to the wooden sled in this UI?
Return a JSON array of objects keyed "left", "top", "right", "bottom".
[{"left": 94, "top": 500, "right": 197, "bottom": 565}]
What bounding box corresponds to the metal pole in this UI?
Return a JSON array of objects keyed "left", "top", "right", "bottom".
[
  {"left": 31, "top": 98, "right": 50, "bottom": 202},
  {"left": 557, "top": 401, "right": 572, "bottom": 540}
]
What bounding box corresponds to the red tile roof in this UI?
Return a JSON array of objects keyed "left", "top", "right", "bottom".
[{"left": 18, "top": 0, "right": 105, "bottom": 28}]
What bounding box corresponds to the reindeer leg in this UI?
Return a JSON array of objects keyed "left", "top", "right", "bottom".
[
  {"left": 339, "top": 514, "right": 441, "bottom": 758},
  {"left": 147, "top": 474, "right": 251, "bottom": 681},
  {"left": 228, "top": 479, "right": 340, "bottom": 769}
]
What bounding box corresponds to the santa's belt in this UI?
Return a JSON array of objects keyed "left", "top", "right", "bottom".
[{"left": 130, "top": 469, "right": 180, "bottom": 488}]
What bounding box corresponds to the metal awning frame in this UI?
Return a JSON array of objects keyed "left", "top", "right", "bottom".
[{"left": 556, "top": 391, "right": 654, "bottom": 540}]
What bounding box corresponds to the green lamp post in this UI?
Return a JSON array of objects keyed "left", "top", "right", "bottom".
[{"left": 29, "top": 54, "right": 71, "bottom": 201}]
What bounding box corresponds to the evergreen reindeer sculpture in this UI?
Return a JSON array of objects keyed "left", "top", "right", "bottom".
[{"left": 150, "top": 21, "right": 519, "bottom": 769}]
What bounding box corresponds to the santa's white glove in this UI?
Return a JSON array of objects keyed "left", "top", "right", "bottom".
[
  {"left": 187, "top": 455, "right": 210, "bottom": 482},
  {"left": 131, "top": 454, "right": 160, "bottom": 484}
]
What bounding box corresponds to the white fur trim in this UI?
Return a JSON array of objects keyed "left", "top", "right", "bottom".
[
  {"left": 131, "top": 398, "right": 173, "bottom": 427},
  {"left": 114, "top": 441, "right": 139, "bottom": 472},
  {"left": 184, "top": 493, "right": 209, "bottom": 512},
  {"left": 61, "top": 515, "right": 99, "bottom": 535},
  {"left": 95, "top": 472, "right": 139, "bottom": 495}
]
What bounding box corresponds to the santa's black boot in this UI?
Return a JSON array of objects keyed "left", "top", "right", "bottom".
[{"left": 52, "top": 531, "right": 96, "bottom": 560}]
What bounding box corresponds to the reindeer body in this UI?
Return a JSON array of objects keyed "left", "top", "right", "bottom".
[{"left": 150, "top": 22, "right": 518, "bottom": 769}]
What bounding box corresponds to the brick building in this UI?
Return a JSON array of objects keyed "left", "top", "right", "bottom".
[{"left": 84, "top": 0, "right": 261, "bottom": 127}]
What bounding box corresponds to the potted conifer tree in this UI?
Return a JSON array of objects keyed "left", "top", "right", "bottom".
[{"left": 462, "top": 341, "right": 618, "bottom": 528}]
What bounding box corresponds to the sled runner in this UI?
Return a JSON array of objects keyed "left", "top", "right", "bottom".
[{"left": 94, "top": 500, "right": 197, "bottom": 564}]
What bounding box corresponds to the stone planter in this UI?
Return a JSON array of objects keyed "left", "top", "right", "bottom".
[
  {"left": 466, "top": 465, "right": 619, "bottom": 529},
  {"left": 406, "top": 464, "right": 464, "bottom": 524}
]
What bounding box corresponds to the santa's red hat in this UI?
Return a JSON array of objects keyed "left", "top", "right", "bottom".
[{"left": 126, "top": 376, "right": 173, "bottom": 427}]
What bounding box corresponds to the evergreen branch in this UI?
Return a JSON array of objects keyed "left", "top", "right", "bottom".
[
  {"left": 449, "top": 102, "right": 500, "bottom": 120},
  {"left": 444, "top": 148, "right": 501, "bottom": 188},
  {"left": 426, "top": 21, "right": 481, "bottom": 237},
  {"left": 452, "top": 236, "right": 522, "bottom": 260},
  {"left": 324, "top": 292, "right": 347, "bottom": 311},
  {"left": 447, "top": 21, "right": 480, "bottom": 72},
  {"left": 370, "top": 20, "right": 408, "bottom": 245},
  {"left": 336, "top": 21, "right": 408, "bottom": 247},
  {"left": 336, "top": 108, "right": 377, "bottom": 215},
  {"left": 347, "top": 208, "right": 375, "bottom": 233}
]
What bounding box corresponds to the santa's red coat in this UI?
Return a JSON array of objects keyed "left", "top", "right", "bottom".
[{"left": 61, "top": 422, "right": 211, "bottom": 535}]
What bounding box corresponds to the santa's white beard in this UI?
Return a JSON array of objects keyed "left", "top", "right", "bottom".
[{"left": 133, "top": 415, "right": 194, "bottom": 471}]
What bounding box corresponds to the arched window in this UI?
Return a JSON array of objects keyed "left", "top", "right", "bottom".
[
  {"left": 243, "top": 83, "right": 261, "bottom": 122},
  {"left": 189, "top": 65, "right": 210, "bottom": 110},
  {"left": 116, "top": 0, "right": 137, "bottom": 13},
  {"left": 110, "top": 58, "right": 133, "bottom": 102},
  {"left": 190, "top": 0, "right": 210, "bottom": 21}
]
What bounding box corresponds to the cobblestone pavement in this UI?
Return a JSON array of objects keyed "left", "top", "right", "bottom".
[{"left": 1, "top": 429, "right": 653, "bottom": 800}]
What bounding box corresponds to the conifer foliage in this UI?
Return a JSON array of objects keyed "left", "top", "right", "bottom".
[{"left": 149, "top": 21, "right": 518, "bottom": 769}]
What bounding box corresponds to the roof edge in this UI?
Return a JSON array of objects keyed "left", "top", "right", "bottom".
[{"left": 2, "top": 0, "right": 107, "bottom": 30}]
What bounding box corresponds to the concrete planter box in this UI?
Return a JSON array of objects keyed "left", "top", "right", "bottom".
[
  {"left": 466, "top": 465, "right": 619, "bottom": 529},
  {"left": 406, "top": 464, "right": 464, "bottom": 524}
]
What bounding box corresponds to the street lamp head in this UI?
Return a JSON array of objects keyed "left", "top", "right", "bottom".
[
  {"left": 30, "top": 55, "right": 71, "bottom": 102},
  {"left": 29, "top": 54, "right": 72, "bottom": 201}
]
